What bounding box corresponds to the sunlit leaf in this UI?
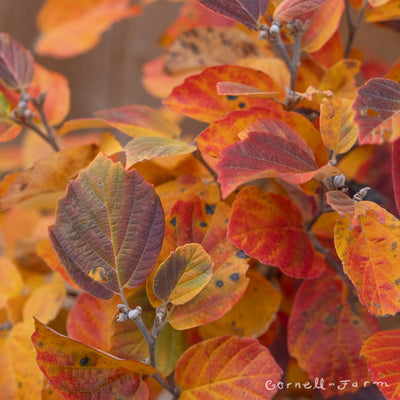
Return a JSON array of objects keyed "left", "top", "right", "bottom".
[
  {"left": 0, "top": 144, "right": 98, "bottom": 211},
  {"left": 0, "top": 33, "right": 34, "bottom": 89},
  {"left": 216, "top": 120, "right": 339, "bottom": 197},
  {"left": 0, "top": 257, "right": 23, "bottom": 307},
  {"left": 198, "top": 268, "right": 281, "bottom": 339},
  {"left": 175, "top": 335, "right": 282, "bottom": 399},
  {"left": 67, "top": 293, "right": 120, "bottom": 352},
  {"left": 164, "top": 65, "right": 283, "bottom": 122},
  {"left": 274, "top": 0, "right": 344, "bottom": 53},
  {"left": 335, "top": 201, "right": 400, "bottom": 316},
  {"left": 32, "top": 319, "right": 154, "bottom": 399},
  {"left": 288, "top": 271, "right": 379, "bottom": 398},
  {"left": 22, "top": 273, "right": 66, "bottom": 325},
  {"left": 49, "top": 153, "right": 165, "bottom": 299},
  {"left": 366, "top": 0, "right": 400, "bottom": 22},
  {"left": 353, "top": 78, "right": 400, "bottom": 144},
  {"left": 197, "top": 0, "right": 269, "bottom": 30},
  {"left": 228, "top": 186, "right": 324, "bottom": 278},
  {"left": 35, "top": 0, "right": 141, "bottom": 58},
  {"left": 393, "top": 139, "right": 400, "bottom": 215},
  {"left": 320, "top": 97, "right": 358, "bottom": 154},
  {"left": 153, "top": 243, "right": 213, "bottom": 305},
  {"left": 150, "top": 197, "right": 249, "bottom": 329},
  {"left": 216, "top": 81, "right": 279, "bottom": 98},
  {"left": 125, "top": 137, "right": 196, "bottom": 168},
  {"left": 360, "top": 330, "right": 400, "bottom": 400},
  {"left": 93, "top": 105, "right": 181, "bottom": 139}
]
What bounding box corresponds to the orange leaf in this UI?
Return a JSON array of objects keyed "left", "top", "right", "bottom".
[
  {"left": 0, "top": 257, "right": 23, "bottom": 308},
  {"left": 35, "top": 0, "right": 141, "bottom": 58},
  {"left": 326, "top": 190, "right": 355, "bottom": 217},
  {"left": 360, "top": 330, "right": 400, "bottom": 400},
  {"left": 288, "top": 271, "right": 379, "bottom": 398},
  {"left": 32, "top": 319, "right": 155, "bottom": 399},
  {"left": 67, "top": 293, "right": 120, "bottom": 352},
  {"left": 320, "top": 97, "right": 358, "bottom": 154},
  {"left": 274, "top": 0, "right": 344, "bottom": 53},
  {"left": 366, "top": 0, "right": 400, "bottom": 22},
  {"left": 198, "top": 268, "right": 281, "bottom": 339},
  {"left": 228, "top": 186, "right": 324, "bottom": 278},
  {"left": 164, "top": 65, "right": 283, "bottom": 122},
  {"left": 175, "top": 335, "right": 283, "bottom": 399},
  {"left": 335, "top": 201, "right": 400, "bottom": 316},
  {"left": 0, "top": 144, "right": 98, "bottom": 211},
  {"left": 217, "top": 81, "right": 279, "bottom": 98}
]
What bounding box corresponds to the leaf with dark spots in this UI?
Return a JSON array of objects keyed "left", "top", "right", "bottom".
[{"left": 49, "top": 153, "right": 165, "bottom": 299}]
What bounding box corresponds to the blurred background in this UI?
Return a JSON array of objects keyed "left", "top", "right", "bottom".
[{"left": 0, "top": 0, "right": 399, "bottom": 122}]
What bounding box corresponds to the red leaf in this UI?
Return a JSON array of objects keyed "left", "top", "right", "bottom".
[
  {"left": 163, "top": 65, "right": 283, "bottom": 123},
  {"left": 49, "top": 153, "right": 165, "bottom": 299},
  {"left": 393, "top": 138, "right": 400, "bottom": 215},
  {"left": 0, "top": 33, "right": 34, "bottom": 89},
  {"left": 216, "top": 81, "right": 279, "bottom": 98},
  {"left": 175, "top": 335, "right": 282, "bottom": 399},
  {"left": 353, "top": 78, "right": 400, "bottom": 144},
  {"left": 197, "top": 0, "right": 269, "bottom": 30},
  {"left": 360, "top": 330, "right": 400, "bottom": 400},
  {"left": 31, "top": 318, "right": 154, "bottom": 400},
  {"left": 228, "top": 186, "right": 324, "bottom": 278},
  {"left": 288, "top": 271, "right": 379, "bottom": 398}
]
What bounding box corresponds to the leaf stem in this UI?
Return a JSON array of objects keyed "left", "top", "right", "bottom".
[
  {"left": 344, "top": 0, "right": 368, "bottom": 58},
  {"left": 193, "top": 149, "right": 218, "bottom": 181}
]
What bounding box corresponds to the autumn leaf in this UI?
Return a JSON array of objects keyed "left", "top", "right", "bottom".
[
  {"left": 0, "top": 257, "right": 23, "bottom": 308},
  {"left": 0, "top": 33, "right": 34, "bottom": 89},
  {"left": 334, "top": 201, "right": 400, "bottom": 316},
  {"left": 320, "top": 97, "right": 358, "bottom": 154},
  {"left": 0, "top": 144, "right": 99, "bottom": 211},
  {"left": 360, "top": 330, "right": 400, "bottom": 400},
  {"left": 67, "top": 293, "right": 120, "bottom": 352},
  {"left": 274, "top": 0, "right": 344, "bottom": 53},
  {"left": 216, "top": 119, "right": 339, "bottom": 197},
  {"left": 197, "top": 0, "right": 269, "bottom": 30},
  {"left": 149, "top": 197, "right": 249, "bottom": 329},
  {"left": 326, "top": 190, "right": 355, "bottom": 217},
  {"left": 0, "top": 92, "right": 21, "bottom": 142},
  {"left": 353, "top": 78, "right": 400, "bottom": 144},
  {"left": 163, "top": 65, "right": 283, "bottom": 122},
  {"left": 125, "top": 137, "right": 196, "bottom": 168},
  {"left": 393, "top": 138, "right": 400, "bottom": 215},
  {"left": 153, "top": 243, "right": 213, "bottom": 305},
  {"left": 216, "top": 81, "right": 279, "bottom": 98},
  {"left": 49, "top": 153, "right": 165, "bottom": 299},
  {"left": 175, "top": 335, "right": 282, "bottom": 399},
  {"left": 228, "top": 186, "right": 324, "bottom": 278},
  {"left": 35, "top": 0, "right": 141, "bottom": 58},
  {"left": 366, "top": 0, "right": 400, "bottom": 22},
  {"left": 32, "top": 319, "right": 154, "bottom": 399},
  {"left": 288, "top": 271, "right": 379, "bottom": 398},
  {"left": 198, "top": 268, "right": 281, "bottom": 339}
]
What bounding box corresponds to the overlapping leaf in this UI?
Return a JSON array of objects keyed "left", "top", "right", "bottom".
[
  {"left": 360, "top": 330, "right": 400, "bottom": 400},
  {"left": 288, "top": 271, "right": 379, "bottom": 398},
  {"left": 125, "top": 137, "right": 196, "bottom": 168},
  {"left": 274, "top": 0, "right": 344, "bottom": 52},
  {"left": 353, "top": 78, "right": 400, "bottom": 144},
  {"left": 175, "top": 335, "right": 282, "bottom": 399},
  {"left": 148, "top": 196, "right": 249, "bottom": 329},
  {"left": 164, "top": 65, "right": 283, "bottom": 122},
  {"left": 320, "top": 97, "right": 358, "bottom": 154},
  {"left": 216, "top": 119, "right": 339, "bottom": 197},
  {"left": 228, "top": 186, "right": 324, "bottom": 278},
  {"left": 197, "top": 0, "right": 269, "bottom": 30},
  {"left": 0, "top": 33, "right": 34, "bottom": 89},
  {"left": 0, "top": 92, "right": 21, "bottom": 142},
  {"left": 334, "top": 201, "right": 400, "bottom": 316},
  {"left": 67, "top": 293, "right": 120, "bottom": 352},
  {"left": 198, "top": 268, "right": 281, "bottom": 339},
  {"left": 153, "top": 243, "right": 213, "bottom": 305},
  {"left": 366, "top": 0, "right": 400, "bottom": 22},
  {"left": 0, "top": 144, "right": 98, "bottom": 211},
  {"left": 35, "top": 0, "right": 141, "bottom": 58},
  {"left": 49, "top": 153, "right": 165, "bottom": 299},
  {"left": 32, "top": 319, "right": 154, "bottom": 399}
]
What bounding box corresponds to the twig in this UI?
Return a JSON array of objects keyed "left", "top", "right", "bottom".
[
  {"left": 0, "top": 321, "right": 12, "bottom": 331},
  {"left": 344, "top": 0, "right": 368, "bottom": 58}
]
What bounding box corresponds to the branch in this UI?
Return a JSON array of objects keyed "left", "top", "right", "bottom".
[{"left": 344, "top": 0, "right": 368, "bottom": 58}]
